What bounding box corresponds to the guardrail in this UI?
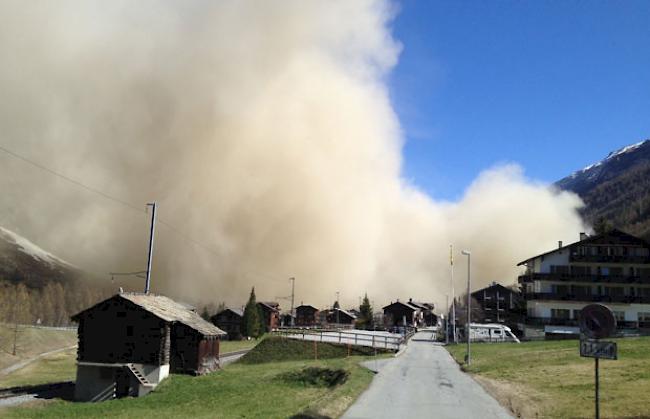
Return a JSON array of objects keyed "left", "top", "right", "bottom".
[{"left": 271, "top": 328, "right": 406, "bottom": 350}]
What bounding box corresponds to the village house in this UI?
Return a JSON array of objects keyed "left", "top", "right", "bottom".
[
  {"left": 383, "top": 298, "right": 436, "bottom": 329},
  {"left": 471, "top": 282, "right": 523, "bottom": 333},
  {"left": 257, "top": 301, "right": 280, "bottom": 332},
  {"left": 295, "top": 304, "right": 319, "bottom": 327},
  {"left": 518, "top": 230, "right": 650, "bottom": 337},
  {"left": 211, "top": 308, "right": 243, "bottom": 340},
  {"left": 325, "top": 307, "right": 357, "bottom": 326},
  {"left": 72, "top": 292, "right": 226, "bottom": 402}
]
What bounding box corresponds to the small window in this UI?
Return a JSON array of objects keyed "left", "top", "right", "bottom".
[{"left": 126, "top": 326, "right": 134, "bottom": 337}]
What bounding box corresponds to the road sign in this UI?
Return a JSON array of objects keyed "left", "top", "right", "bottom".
[
  {"left": 580, "top": 339, "right": 617, "bottom": 360},
  {"left": 579, "top": 304, "right": 617, "bottom": 339}
]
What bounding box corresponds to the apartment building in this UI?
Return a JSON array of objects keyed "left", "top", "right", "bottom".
[{"left": 518, "top": 230, "right": 650, "bottom": 335}]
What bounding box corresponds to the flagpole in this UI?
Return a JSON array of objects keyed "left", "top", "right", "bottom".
[{"left": 450, "top": 244, "right": 457, "bottom": 343}]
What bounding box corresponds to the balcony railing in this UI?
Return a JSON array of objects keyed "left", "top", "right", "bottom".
[
  {"left": 569, "top": 254, "right": 650, "bottom": 264},
  {"left": 518, "top": 272, "right": 650, "bottom": 284},
  {"left": 524, "top": 293, "right": 650, "bottom": 304}
]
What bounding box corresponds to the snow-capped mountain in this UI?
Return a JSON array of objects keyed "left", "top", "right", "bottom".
[
  {"left": 556, "top": 139, "right": 650, "bottom": 194},
  {"left": 0, "top": 226, "right": 81, "bottom": 288},
  {"left": 556, "top": 139, "right": 650, "bottom": 239}
]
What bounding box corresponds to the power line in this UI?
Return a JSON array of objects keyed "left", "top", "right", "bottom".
[
  {"left": 0, "top": 145, "right": 145, "bottom": 214},
  {"left": 0, "top": 143, "right": 289, "bottom": 283}
]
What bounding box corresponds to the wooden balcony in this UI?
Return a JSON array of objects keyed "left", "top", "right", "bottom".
[
  {"left": 518, "top": 272, "right": 650, "bottom": 285},
  {"left": 524, "top": 292, "right": 650, "bottom": 304}
]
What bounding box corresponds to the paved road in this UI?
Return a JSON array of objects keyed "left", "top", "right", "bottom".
[{"left": 343, "top": 332, "right": 512, "bottom": 419}]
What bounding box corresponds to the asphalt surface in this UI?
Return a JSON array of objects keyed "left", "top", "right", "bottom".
[{"left": 342, "top": 332, "right": 512, "bottom": 419}]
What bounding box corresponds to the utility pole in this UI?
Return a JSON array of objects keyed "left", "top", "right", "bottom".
[
  {"left": 145, "top": 202, "right": 157, "bottom": 294},
  {"left": 289, "top": 277, "right": 295, "bottom": 327},
  {"left": 462, "top": 249, "right": 471, "bottom": 365},
  {"left": 450, "top": 244, "right": 457, "bottom": 343}
]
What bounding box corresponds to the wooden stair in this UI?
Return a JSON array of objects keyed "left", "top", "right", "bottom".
[{"left": 126, "top": 364, "right": 157, "bottom": 397}]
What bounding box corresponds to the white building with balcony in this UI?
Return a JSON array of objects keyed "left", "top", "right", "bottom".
[{"left": 518, "top": 230, "right": 650, "bottom": 336}]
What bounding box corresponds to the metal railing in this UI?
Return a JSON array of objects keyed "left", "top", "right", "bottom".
[
  {"left": 523, "top": 293, "right": 650, "bottom": 304},
  {"left": 271, "top": 328, "right": 407, "bottom": 350},
  {"left": 518, "top": 272, "right": 650, "bottom": 284}
]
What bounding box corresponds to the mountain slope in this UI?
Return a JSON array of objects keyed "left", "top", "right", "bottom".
[
  {"left": 0, "top": 226, "right": 82, "bottom": 288},
  {"left": 556, "top": 139, "right": 650, "bottom": 240}
]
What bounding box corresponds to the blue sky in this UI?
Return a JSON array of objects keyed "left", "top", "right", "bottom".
[{"left": 391, "top": 1, "right": 650, "bottom": 200}]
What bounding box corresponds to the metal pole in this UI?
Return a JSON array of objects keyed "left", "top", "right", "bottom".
[
  {"left": 595, "top": 357, "right": 600, "bottom": 419},
  {"left": 462, "top": 250, "right": 471, "bottom": 365},
  {"left": 145, "top": 202, "right": 157, "bottom": 294},
  {"left": 289, "top": 277, "right": 295, "bottom": 327},
  {"left": 445, "top": 294, "right": 449, "bottom": 345},
  {"left": 451, "top": 245, "right": 456, "bottom": 343}
]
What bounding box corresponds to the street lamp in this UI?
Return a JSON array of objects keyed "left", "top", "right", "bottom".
[{"left": 461, "top": 249, "right": 471, "bottom": 366}]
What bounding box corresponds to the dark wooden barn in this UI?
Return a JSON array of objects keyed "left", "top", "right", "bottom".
[
  {"left": 295, "top": 304, "right": 319, "bottom": 326},
  {"left": 71, "top": 293, "right": 226, "bottom": 402},
  {"left": 211, "top": 308, "right": 244, "bottom": 340},
  {"left": 325, "top": 308, "right": 357, "bottom": 325},
  {"left": 257, "top": 301, "right": 280, "bottom": 332},
  {"left": 383, "top": 301, "right": 419, "bottom": 328}
]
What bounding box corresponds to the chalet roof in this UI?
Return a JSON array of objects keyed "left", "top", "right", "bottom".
[
  {"left": 72, "top": 293, "right": 226, "bottom": 337},
  {"left": 258, "top": 301, "right": 280, "bottom": 312},
  {"left": 296, "top": 304, "right": 318, "bottom": 311},
  {"left": 471, "top": 283, "right": 517, "bottom": 297},
  {"left": 214, "top": 307, "right": 244, "bottom": 318},
  {"left": 382, "top": 301, "right": 418, "bottom": 311},
  {"left": 516, "top": 229, "right": 650, "bottom": 266},
  {"left": 333, "top": 308, "right": 357, "bottom": 319},
  {"left": 408, "top": 300, "right": 434, "bottom": 310}
]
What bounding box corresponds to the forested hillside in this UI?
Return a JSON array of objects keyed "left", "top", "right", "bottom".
[
  {"left": 0, "top": 227, "right": 111, "bottom": 326},
  {"left": 556, "top": 139, "right": 650, "bottom": 240}
]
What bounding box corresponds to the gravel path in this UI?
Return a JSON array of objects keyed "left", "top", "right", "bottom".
[
  {"left": 0, "top": 346, "right": 76, "bottom": 376},
  {"left": 342, "top": 332, "right": 512, "bottom": 419}
]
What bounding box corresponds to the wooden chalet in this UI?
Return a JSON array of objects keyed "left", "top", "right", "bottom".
[
  {"left": 211, "top": 308, "right": 244, "bottom": 340},
  {"left": 71, "top": 293, "right": 226, "bottom": 402},
  {"left": 257, "top": 301, "right": 280, "bottom": 332},
  {"left": 295, "top": 304, "right": 319, "bottom": 326},
  {"left": 325, "top": 308, "right": 357, "bottom": 325},
  {"left": 383, "top": 298, "right": 435, "bottom": 328}
]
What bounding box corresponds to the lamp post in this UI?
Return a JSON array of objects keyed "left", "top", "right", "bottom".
[{"left": 461, "top": 250, "right": 471, "bottom": 366}]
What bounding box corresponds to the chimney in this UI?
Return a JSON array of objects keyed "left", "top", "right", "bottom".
[
  {"left": 580, "top": 232, "right": 588, "bottom": 241},
  {"left": 409, "top": 297, "right": 413, "bottom": 303},
  {"left": 558, "top": 241, "right": 563, "bottom": 249}
]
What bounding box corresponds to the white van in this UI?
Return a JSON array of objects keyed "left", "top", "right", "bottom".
[{"left": 469, "top": 323, "right": 520, "bottom": 343}]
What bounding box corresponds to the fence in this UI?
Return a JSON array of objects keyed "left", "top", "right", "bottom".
[{"left": 271, "top": 328, "right": 410, "bottom": 351}]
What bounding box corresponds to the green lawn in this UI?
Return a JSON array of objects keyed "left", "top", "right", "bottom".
[
  {"left": 0, "top": 348, "right": 76, "bottom": 389},
  {"left": 0, "top": 325, "right": 76, "bottom": 370},
  {"left": 5, "top": 356, "right": 379, "bottom": 418},
  {"left": 220, "top": 337, "right": 262, "bottom": 354},
  {"left": 446, "top": 337, "right": 650, "bottom": 418}
]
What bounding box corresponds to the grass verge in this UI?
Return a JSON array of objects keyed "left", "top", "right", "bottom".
[
  {"left": 446, "top": 337, "right": 650, "bottom": 418},
  {"left": 4, "top": 355, "right": 380, "bottom": 418},
  {"left": 0, "top": 348, "right": 76, "bottom": 389},
  {"left": 0, "top": 325, "right": 76, "bottom": 371},
  {"left": 240, "top": 336, "right": 392, "bottom": 364}
]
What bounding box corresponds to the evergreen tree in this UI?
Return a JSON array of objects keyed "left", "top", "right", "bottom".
[
  {"left": 358, "top": 293, "right": 373, "bottom": 329},
  {"left": 242, "top": 287, "right": 261, "bottom": 338}
]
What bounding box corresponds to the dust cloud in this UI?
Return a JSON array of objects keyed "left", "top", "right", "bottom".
[{"left": 0, "top": 1, "right": 586, "bottom": 309}]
